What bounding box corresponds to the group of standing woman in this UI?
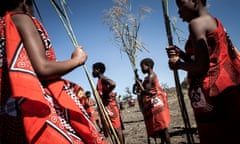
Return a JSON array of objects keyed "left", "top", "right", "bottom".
[{"left": 1, "top": 0, "right": 240, "bottom": 144}]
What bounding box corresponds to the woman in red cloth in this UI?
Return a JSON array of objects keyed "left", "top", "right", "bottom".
[
  {"left": 92, "top": 62, "right": 125, "bottom": 144},
  {"left": 83, "top": 91, "right": 103, "bottom": 131},
  {"left": 76, "top": 86, "right": 86, "bottom": 105},
  {"left": 0, "top": 0, "right": 106, "bottom": 144},
  {"left": 166, "top": 0, "right": 240, "bottom": 143},
  {"left": 135, "top": 58, "right": 171, "bottom": 144}
]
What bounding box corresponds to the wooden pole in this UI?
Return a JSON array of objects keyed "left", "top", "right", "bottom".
[{"left": 161, "top": 0, "right": 195, "bottom": 143}]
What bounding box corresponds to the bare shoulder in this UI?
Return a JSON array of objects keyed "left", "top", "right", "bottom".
[
  {"left": 149, "top": 72, "right": 157, "bottom": 81},
  {"left": 11, "top": 14, "right": 35, "bottom": 30},
  {"left": 189, "top": 15, "right": 217, "bottom": 35},
  {"left": 102, "top": 76, "right": 114, "bottom": 83}
]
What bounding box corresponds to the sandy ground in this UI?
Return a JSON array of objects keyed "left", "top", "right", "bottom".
[{"left": 120, "top": 89, "right": 200, "bottom": 144}]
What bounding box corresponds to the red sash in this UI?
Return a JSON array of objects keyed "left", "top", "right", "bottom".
[
  {"left": 97, "top": 79, "right": 121, "bottom": 129},
  {"left": 142, "top": 75, "right": 170, "bottom": 137},
  {"left": 1, "top": 12, "right": 106, "bottom": 144},
  {"left": 203, "top": 19, "right": 240, "bottom": 97}
]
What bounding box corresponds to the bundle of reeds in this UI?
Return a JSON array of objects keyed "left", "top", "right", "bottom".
[
  {"left": 103, "top": 0, "right": 151, "bottom": 73},
  {"left": 48, "top": 0, "right": 120, "bottom": 143}
]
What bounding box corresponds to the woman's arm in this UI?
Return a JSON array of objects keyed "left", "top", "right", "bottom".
[
  {"left": 12, "top": 14, "right": 87, "bottom": 80},
  {"left": 177, "top": 19, "right": 210, "bottom": 74},
  {"left": 167, "top": 19, "right": 210, "bottom": 75}
]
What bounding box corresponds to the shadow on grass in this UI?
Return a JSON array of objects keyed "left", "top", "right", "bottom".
[
  {"left": 123, "top": 119, "right": 144, "bottom": 124},
  {"left": 170, "top": 127, "right": 198, "bottom": 137}
]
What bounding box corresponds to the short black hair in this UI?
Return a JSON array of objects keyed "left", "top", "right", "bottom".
[
  {"left": 140, "top": 58, "right": 154, "bottom": 69},
  {"left": 85, "top": 91, "right": 91, "bottom": 95},
  {"left": 93, "top": 62, "right": 106, "bottom": 73}
]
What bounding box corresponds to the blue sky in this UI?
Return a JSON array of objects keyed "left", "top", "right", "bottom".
[{"left": 35, "top": 0, "right": 240, "bottom": 97}]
